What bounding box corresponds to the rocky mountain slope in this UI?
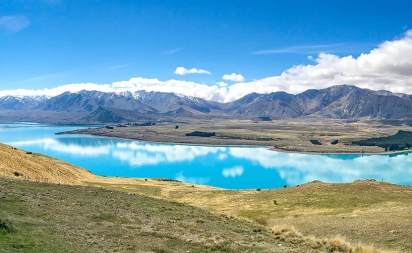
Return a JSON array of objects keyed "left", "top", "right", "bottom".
[{"left": 1, "top": 85, "right": 412, "bottom": 123}]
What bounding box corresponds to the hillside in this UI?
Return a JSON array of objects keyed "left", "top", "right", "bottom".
[
  {"left": 1, "top": 142, "right": 411, "bottom": 252},
  {"left": 2, "top": 177, "right": 288, "bottom": 253},
  {"left": 0, "top": 143, "right": 97, "bottom": 184}
]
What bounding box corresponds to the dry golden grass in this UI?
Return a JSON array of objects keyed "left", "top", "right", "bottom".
[
  {"left": 272, "top": 225, "right": 298, "bottom": 236},
  {"left": 272, "top": 225, "right": 391, "bottom": 253},
  {"left": 0, "top": 143, "right": 98, "bottom": 184},
  {"left": 253, "top": 216, "right": 269, "bottom": 226}
]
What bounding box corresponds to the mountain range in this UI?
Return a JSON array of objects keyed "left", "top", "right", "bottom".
[{"left": 1, "top": 85, "right": 412, "bottom": 123}]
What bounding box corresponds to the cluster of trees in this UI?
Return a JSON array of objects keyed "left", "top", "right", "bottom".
[
  {"left": 185, "top": 131, "right": 216, "bottom": 137},
  {"left": 132, "top": 122, "right": 155, "bottom": 126},
  {"left": 353, "top": 130, "right": 412, "bottom": 151}
]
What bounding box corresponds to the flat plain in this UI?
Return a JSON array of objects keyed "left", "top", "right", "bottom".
[{"left": 63, "top": 118, "right": 412, "bottom": 153}]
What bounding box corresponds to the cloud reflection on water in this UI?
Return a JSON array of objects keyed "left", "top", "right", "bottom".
[
  {"left": 229, "top": 148, "right": 412, "bottom": 185},
  {"left": 113, "top": 142, "right": 226, "bottom": 166},
  {"left": 8, "top": 134, "right": 412, "bottom": 187},
  {"left": 175, "top": 171, "right": 210, "bottom": 185},
  {"left": 10, "top": 138, "right": 111, "bottom": 157},
  {"left": 222, "top": 166, "right": 244, "bottom": 178}
]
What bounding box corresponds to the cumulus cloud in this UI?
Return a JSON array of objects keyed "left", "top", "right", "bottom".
[
  {"left": 112, "top": 77, "right": 227, "bottom": 102},
  {"left": 174, "top": 67, "right": 211, "bottom": 75},
  {"left": 2, "top": 31, "right": 412, "bottom": 103},
  {"left": 0, "top": 15, "right": 30, "bottom": 33},
  {"left": 0, "top": 83, "right": 114, "bottom": 98},
  {"left": 222, "top": 73, "right": 245, "bottom": 82},
  {"left": 216, "top": 81, "right": 228, "bottom": 87},
  {"left": 224, "top": 30, "right": 412, "bottom": 101}
]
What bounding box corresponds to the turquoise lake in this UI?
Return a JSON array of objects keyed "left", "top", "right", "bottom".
[{"left": 1, "top": 122, "right": 411, "bottom": 189}]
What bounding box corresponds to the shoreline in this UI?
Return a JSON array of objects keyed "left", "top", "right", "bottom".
[{"left": 57, "top": 127, "right": 412, "bottom": 156}]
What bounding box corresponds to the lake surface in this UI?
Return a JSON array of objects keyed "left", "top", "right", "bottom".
[{"left": 1, "top": 122, "right": 412, "bottom": 189}]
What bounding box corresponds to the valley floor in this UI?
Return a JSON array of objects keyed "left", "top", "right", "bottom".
[{"left": 62, "top": 118, "right": 412, "bottom": 154}]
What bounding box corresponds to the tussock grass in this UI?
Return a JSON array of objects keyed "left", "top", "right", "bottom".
[
  {"left": 272, "top": 225, "right": 390, "bottom": 253},
  {"left": 253, "top": 216, "right": 269, "bottom": 226},
  {"left": 272, "top": 225, "right": 298, "bottom": 236}
]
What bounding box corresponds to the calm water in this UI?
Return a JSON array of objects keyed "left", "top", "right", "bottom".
[{"left": 1, "top": 122, "right": 411, "bottom": 189}]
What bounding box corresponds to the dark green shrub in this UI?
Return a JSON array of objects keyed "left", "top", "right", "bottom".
[
  {"left": 0, "top": 218, "right": 15, "bottom": 233},
  {"left": 310, "top": 140, "right": 321, "bottom": 145},
  {"left": 185, "top": 131, "right": 216, "bottom": 137},
  {"left": 331, "top": 140, "right": 339, "bottom": 145}
]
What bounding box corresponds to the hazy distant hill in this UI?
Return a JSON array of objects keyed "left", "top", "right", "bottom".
[{"left": 1, "top": 85, "right": 412, "bottom": 123}]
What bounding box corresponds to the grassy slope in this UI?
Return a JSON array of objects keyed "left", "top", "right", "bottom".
[
  {"left": 88, "top": 180, "right": 412, "bottom": 252},
  {"left": 1, "top": 177, "right": 293, "bottom": 253},
  {"left": 1, "top": 142, "right": 411, "bottom": 252}
]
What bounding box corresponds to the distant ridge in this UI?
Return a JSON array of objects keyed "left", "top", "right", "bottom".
[{"left": 1, "top": 85, "right": 412, "bottom": 123}]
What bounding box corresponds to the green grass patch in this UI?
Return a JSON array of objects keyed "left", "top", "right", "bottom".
[{"left": 353, "top": 130, "right": 412, "bottom": 151}]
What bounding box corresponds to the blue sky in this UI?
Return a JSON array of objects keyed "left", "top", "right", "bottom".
[{"left": 1, "top": 0, "right": 412, "bottom": 102}]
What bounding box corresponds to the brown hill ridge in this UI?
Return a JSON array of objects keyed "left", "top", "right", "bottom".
[{"left": 0, "top": 143, "right": 97, "bottom": 184}]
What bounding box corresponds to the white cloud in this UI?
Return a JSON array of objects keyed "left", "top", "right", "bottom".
[
  {"left": 222, "top": 166, "right": 244, "bottom": 178},
  {"left": 0, "top": 83, "right": 115, "bottom": 98},
  {"left": 174, "top": 67, "right": 211, "bottom": 75},
  {"left": 216, "top": 81, "right": 228, "bottom": 87},
  {"left": 222, "top": 73, "right": 245, "bottom": 82},
  {"left": 112, "top": 77, "right": 227, "bottom": 102},
  {"left": 224, "top": 30, "right": 412, "bottom": 101},
  {"left": 0, "top": 15, "right": 30, "bottom": 33},
  {"left": 2, "top": 31, "right": 412, "bottom": 103}
]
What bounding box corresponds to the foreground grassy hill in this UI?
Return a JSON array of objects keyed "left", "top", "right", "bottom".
[
  {"left": 1, "top": 177, "right": 289, "bottom": 253},
  {"left": 1, "top": 142, "right": 410, "bottom": 252}
]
